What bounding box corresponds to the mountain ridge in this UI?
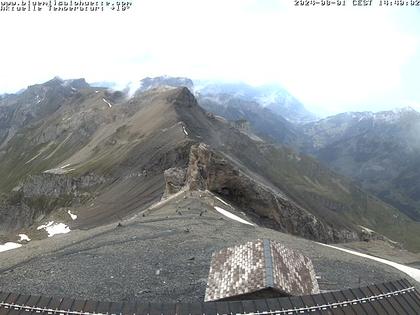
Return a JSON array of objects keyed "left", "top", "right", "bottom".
[
  {"left": 302, "top": 107, "right": 420, "bottom": 222},
  {"left": 0, "top": 77, "right": 419, "bottom": 253}
]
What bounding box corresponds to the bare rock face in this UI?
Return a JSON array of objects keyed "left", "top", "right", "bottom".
[
  {"left": 0, "top": 202, "right": 32, "bottom": 235},
  {"left": 167, "top": 87, "right": 198, "bottom": 109},
  {"left": 22, "top": 173, "right": 106, "bottom": 199},
  {"left": 185, "top": 143, "right": 213, "bottom": 191},
  {"left": 0, "top": 173, "right": 107, "bottom": 234},
  {"left": 162, "top": 167, "right": 187, "bottom": 199},
  {"left": 164, "top": 143, "right": 361, "bottom": 243}
]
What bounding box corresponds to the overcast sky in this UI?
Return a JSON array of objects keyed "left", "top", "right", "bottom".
[{"left": 1, "top": 0, "right": 419, "bottom": 116}]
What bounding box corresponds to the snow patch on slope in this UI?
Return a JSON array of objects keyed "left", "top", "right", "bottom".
[
  {"left": 102, "top": 98, "right": 113, "bottom": 108},
  {"left": 214, "top": 206, "right": 254, "bottom": 226},
  {"left": 0, "top": 242, "right": 22, "bottom": 253},
  {"left": 359, "top": 225, "right": 375, "bottom": 234},
  {"left": 182, "top": 126, "right": 188, "bottom": 135},
  {"left": 37, "top": 221, "right": 71, "bottom": 237},
  {"left": 37, "top": 221, "right": 54, "bottom": 230},
  {"left": 44, "top": 163, "right": 75, "bottom": 175},
  {"left": 18, "top": 234, "right": 31, "bottom": 242},
  {"left": 25, "top": 150, "right": 44, "bottom": 164},
  {"left": 318, "top": 243, "right": 420, "bottom": 282},
  {"left": 215, "top": 196, "right": 230, "bottom": 207},
  {"left": 68, "top": 210, "right": 77, "bottom": 220}
]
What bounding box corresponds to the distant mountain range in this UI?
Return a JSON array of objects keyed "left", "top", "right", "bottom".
[
  {"left": 142, "top": 75, "right": 420, "bottom": 225},
  {"left": 88, "top": 76, "right": 317, "bottom": 125},
  {"left": 150, "top": 77, "right": 420, "bottom": 227},
  {"left": 302, "top": 107, "right": 420, "bottom": 222},
  {"left": 0, "top": 76, "right": 419, "bottom": 254},
  {"left": 194, "top": 81, "right": 317, "bottom": 124}
]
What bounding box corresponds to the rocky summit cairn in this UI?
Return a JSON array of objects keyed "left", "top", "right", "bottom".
[{"left": 205, "top": 239, "right": 319, "bottom": 302}]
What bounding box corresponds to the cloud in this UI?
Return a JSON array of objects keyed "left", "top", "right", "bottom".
[{"left": 0, "top": 1, "right": 419, "bottom": 116}]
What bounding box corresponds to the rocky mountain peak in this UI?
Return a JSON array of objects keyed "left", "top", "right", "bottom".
[
  {"left": 63, "top": 78, "right": 90, "bottom": 90},
  {"left": 195, "top": 81, "right": 316, "bottom": 124},
  {"left": 361, "top": 107, "right": 420, "bottom": 124},
  {"left": 26, "top": 77, "right": 90, "bottom": 94},
  {"left": 45, "top": 76, "right": 64, "bottom": 86},
  {"left": 138, "top": 76, "right": 194, "bottom": 92},
  {"left": 167, "top": 86, "right": 198, "bottom": 108},
  {"left": 313, "top": 106, "right": 420, "bottom": 127},
  {"left": 392, "top": 106, "right": 417, "bottom": 113}
]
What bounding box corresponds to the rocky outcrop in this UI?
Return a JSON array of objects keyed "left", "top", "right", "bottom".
[
  {"left": 167, "top": 87, "right": 198, "bottom": 109},
  {"left": 0, "top": 173, "right": 107, "bottom": 234},
  {"left": 164, "top": 143, "right": 361, "bottom": 243},
  {"left": 21, "top": 173, "right": 106, "bottom": 199},
  {"left": 162, "top": 167, "right": 186, "bottom": 198},
  {"left": 0, "top": 202, "right": 32, "bottom": 234}
]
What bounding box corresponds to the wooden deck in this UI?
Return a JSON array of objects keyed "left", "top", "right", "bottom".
[{"left": 0, "top": 279, "right": 419, "bottom": 314}]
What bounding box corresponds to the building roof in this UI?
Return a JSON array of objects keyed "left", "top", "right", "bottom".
[
  {"left": 205, "top": 239, "right": 319, "bottom": 301},
  {"left": 0, "top": 279, "right": 419, "bottom": 314}
]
